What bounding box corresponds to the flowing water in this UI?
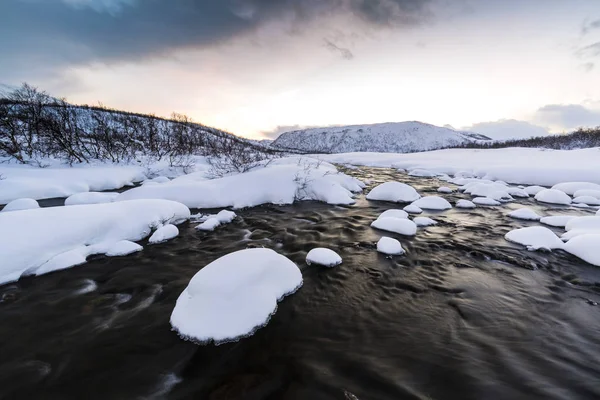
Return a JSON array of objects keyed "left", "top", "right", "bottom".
[{"left": 1, "top": 168, "right": 600, "bottom": 400}]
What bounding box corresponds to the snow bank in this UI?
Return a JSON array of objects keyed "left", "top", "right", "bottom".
[
  {"left": 377, "top": 209, "right": 409, "bottom": 220},
  {"left": 366, "top": 182, "right": 420, "bottom": 203},
  {"left": 456, "top": 199, "right": 476, "bottom": 209},
  {"left": 535, "top": 189, "right": 572, "bottom": 205},
  {"left": 64, "top": 192, "right": 119, "bottom": 206},
  {"left": 404, "top": 204, "right": 423, "bottom": 214},
  {"left": 377, "top": 237, "right": 405, "bottom": 255},
  {"left": 508, "top": 208, "right": 542, "bottom": 221},
  {"left": 149, "top": 224, "right": 179, "bottom": 244},
  {"left": 170, "top": 248, "right": 302, "bottom": 344},
  {"left": 473, "top": 197, "right": 501, "bottom": 206},
  {"left": 540, "top": 216, "right": 577, "bottom": 228},
  {"left": 306, "top": 248, "right": 343, "bottom": 267},
  {"left": 410, "top": 196, "right": 452, "bottom": 211},
  {"left": 552, "top": 182, "right": 600, "bottom": 196},
  {"left": 118, "top": 158, "right": 362, "bottom": 209},
  {"left": 414, "top": 217, "right": 437, "bottom": 227},
  {"left": 505, "top": 227, "right": 564, "bottom": 251},
  {"left": 1, "top": 198, "right": 39, "bottom": 212},
  {"left": 371, "top": 217, "right": 417, "bottom": 236},
  {"left": 0, "top": 200, "right": 190, "bottom": 285},
  {"left": 563, "top": 235, "right": 600, "bottom": 266},
  {"left": 437, "top": 187, "right": 453, "bottom": 193}
]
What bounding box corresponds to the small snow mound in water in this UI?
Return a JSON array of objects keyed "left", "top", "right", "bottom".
[
  {"left": 552, "top": 182, "right": 600, "bottom": 196},
  {"left": 366, "top": 182, "right": 420, "bottom": 203},
  {"left": 413, "top": 217, "right": 437, "bottom": 227},
  {"left": 437, "top": 187, "right": 453, "bottom": 194},
  {"left": 408, "top": 168, "right": 437, "bottom": 177},
  {"left": 573, "top": 196, "right": 600, "bottom": 206},
  {"left": 403, "top": 204, "right": 423, "bottom": 214},
  {"left": 194, "top": 209, "right": 237, "bottom": 231},
  {"left": 456, "top": 199, "right": 476, "bottom": 209},
  {"left": 563, "top": 234, "right": 600, "bottom": 266},
  {"left": 508, "top": 208, "right": 542, "bottom": 221},
  {"left": 461, "top": 182, "right": 513, "bottom": 201},
  {"left": 216, "top": 210, "right": 236, "bottom": 223},
  {"left": 505, "top": 226, "right": 564, "bottom": 251},
  {"left": 507, "top": 188, "right": 529, "bottom": 198},
  {"left": 65, "top": 192, "right": 119, "bottom": 206},
  {"left": 170, "top": 248, "right": 302, "bottom": 344},
  {"left": 565, "top": 216, "right": 600, "bottom": 232},
  {"left": 377, "top": 237, "right": 405, "bottom": 255},
  {"left": 411, "top": 196, "right": 452, "bottom": 210},
  {"left": 473, "top": 197, "right": 501, "bottom": 206},
  {"left": 149, "top": 224, "right": 179, "bottom": 244},
  {"left": 573, "top": 189, "right": 600, "bottom": 199},
  {"left": 535, "top": 189, "right": 572, "bottom": 205},
  {"left": 377, "top": 209, "right": 408, "bottom": 220},
  {"left": 540, "top": 216, "right": 577, "bottom": 228},
  {"left": 196, "top": 218, "right": 221, "bottom": 231},
  {"left": 306, "top": 248, "right": 342, "bottom": 267},
  {"left": 1, "top": 198, "right": 39, "bottom": 212},
  {"left": 524, "top": 186, "right": 546, "bottom": 196},
  {"left": 106, "top": 240, "right": 143, "bottom": 256},
  {"left": 371, "top": 217, "right": 417, "bottom": 236}
]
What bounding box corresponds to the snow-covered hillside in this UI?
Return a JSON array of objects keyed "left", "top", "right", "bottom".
[{"left": 271, "top": 122, "right": 491, "bottom": 154}]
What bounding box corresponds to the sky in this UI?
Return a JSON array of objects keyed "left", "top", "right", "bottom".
[{"left": 1, "top": 0, "right": 600, "bottom": 140}]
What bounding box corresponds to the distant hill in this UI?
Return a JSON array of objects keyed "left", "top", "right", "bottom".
[{"left": 271, "top": 122, "right": 491, "bottom": 154}]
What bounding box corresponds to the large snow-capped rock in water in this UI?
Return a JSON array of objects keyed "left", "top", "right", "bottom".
[{"left": 271, "top": 122, "right": 491, "bottom": 154}]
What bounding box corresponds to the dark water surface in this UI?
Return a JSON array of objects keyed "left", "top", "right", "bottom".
[{"left": 1, "top": 168, "right": 600, "bottom": 400}]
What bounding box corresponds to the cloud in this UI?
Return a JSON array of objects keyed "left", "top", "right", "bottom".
[
  {"left": 577, "top": 42, "right": 600, "bottom": 58},
  {"left": 534, "top": 104, "right": 600, "bottom": 131},
  {"left": 462, "top": 119, "right": 550, "bottom": 141},
  {"left": 582, "top": 19, "right": 600, "bottom": 35},
  {"left": 581, "top": 62, "right": 595, "bottom": 72},
  {"left": 324, "top": 39, "right": 354, "bottom": 60}
]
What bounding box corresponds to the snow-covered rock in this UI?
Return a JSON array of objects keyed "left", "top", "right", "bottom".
[
  {"left": 0, "top": 200, "right": 190, "bottom": 285},
  {"left": 437, "top": 186, "right": 453, "bottom": 194},
  {"left": 505, "top": 226, "right": 564, "bottom": 251},
  {"left": 64, "top": 192, "right": 119, "bottom": 206},
  {"left": 215, "top": 210, "right": 236, "bottom": 223},
  {"left": 507, "top": 208, "right": 542, "bottom": 221},
  {"left": 456, "top": 199, "right": 476, "bottom": 209},
  {"left": 462, "top": 182, "right": 513, "bottom": 202},
  {"left": 371, "top": 217, "right": 418, "bottom": 236},
  {"left": 507, "top": 188, "right": 529, "bottom": 198},
  {"left": 565, "top": 216, "right": 600, "bottom": 233},
  {"left": 572, "top": 196, "right": 600, "bottom": 206},
  {"left": 408, "top": 168, "right": 437, "bottom": 178},
  {"left": 1, "top": 198, "right": 39, "bottom": 212},
  {"left": 552, "top": 182, "right": 600, "bottom": 196},
  {"left": 170, "top": 248, "right": 302, "bottom": 344},
  {"left": 410, "top": 196, "right": 452, "bottom": 211},
  {"left": 540, "top": 216, "right": 577, "bottom": 228},
  {"left": 403, "top": 204, "right": 423, "bottom": 214},
  {"left": 473, "top": 197, "right": 501, "bottom": 206},
  {"left": 376, "top": 237, "right": 405, "bottom": 255},
  {"left": 105, "top": 240, "right": 143, "bottom": 256},
  {"left": 524, "top": 186, "right": 546, "bottom": 196},
  {"left": 149, "top": 224, "right": 179, "bottom": 244},
  {"left": 573, "top": 189, "right": 600, "bottom": 199},
  {"left": 194, "top": 210, "right": 237, "bottom": 231},
  {"left": 196, "top": 218, "right": 221, "bottom": 231},
  {"left": 366, "top": 182, "right": 420, "bottom": 203},
  {"left": 306, "top": 248, "right": 342, "bottom": 267},
  {"left": 413, "top": 217, "right": 437, "bottom": 227},
  {"left": 535, "top": 189, "right": 572, "bottom": 205},
  {"left": 377, "top": 209, "right": 409, "bottom": 220},
  {"left": 563, "top": 234, "right": 600, "bottom": 267}
]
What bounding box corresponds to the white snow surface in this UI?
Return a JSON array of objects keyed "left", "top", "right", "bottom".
[
  {"left": 461, "top": 182, "right": 513, "bottom": 202},
  {"left": 377, "top": 209, "right": 409, "bottom": 220},
  {"left": 540, "top": 216, "right": 577, "bottom": 228},
  {"left": 194, "top": 210, "right": 237, "bottom": 231},
  {"left": 410, "top": 196, "right": 452, "bottom": 210},
  {"left": 403, "top": 204, "right": 423, "bottom": 214},
  {"left": 552, "top": 182, "right": 600, "bottom": 196},
  {"left": 473, "top": 197, "right": 501, "bottom": 206},
  {"left": 377, "top": 237, "right": 405, "bottom": 255},
  {"left": 437, "top": 187, "right": 453, "bottom": 193},
  {"left": 0, "top": 199, "right": 190, "bottom": 285},
  {"left": 573, "top": 196, "right": 600, "bottom": 206},
  {"left": 505, "top": 227, "right": 565, "bottom": 251},
  {"left": 196, "top": 218, "right": 221, "bottom": 231},
  {"left": 413, "top": 217, "right": 438, "bottom": 227},
  {"left": 306, "top": 248, "right": 343, "bottom": 267},
  {"left": 366, "top": 182, "right": 420, "bottom": 203},
  {"left": 456, "top": 199, "right": 476, "bottom": 209},
  {"left": 371, "top": 217, "right": 417, "bottom": 236},
  {"left": 149, "top": 224, "right": 179, "bottom": 244},
  {"left": 508, "top": 208, "right": 542, "bottom": 221},
  {"left": 535, "top": 189, "right": 572, "bottom": 205},
  {"left": 1, "top": 198, "right": 40, "bottom": 212},
  {"left": 169, "top": 248, "right": 302, "bottom": 344},
  {"left": 105, "top": 240, "right": 143, "bottom": 256},
  {"left": 408, "top": 168, "right": 437, "bottom": 177},
  {"left": 563, "top": 235, "right": 600, "bottom": 267},
  {"left": 573, "top": 189, "right": 600, "bottom": 199},
  {"left": 64, "top": 192, "right": 119, "bottom": 206},
  {"left": 524, "top": 186, "right": 546, "bottom": 196}
]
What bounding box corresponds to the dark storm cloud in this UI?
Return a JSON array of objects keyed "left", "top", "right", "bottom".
[{"left": 0, "top": 0, "right": 432, "bottom": 74}]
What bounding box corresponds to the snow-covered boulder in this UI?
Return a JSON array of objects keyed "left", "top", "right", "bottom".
[
  {"left": 377, "top": 209, "right": 409, "bottom": 220},
  {"left": 456, "top": 199, "right": 476, "bottom": 209},
  {"left": 149, "top": 224, "right": 179, "bottom": 244},
  {"left": 410, "top": 196, "right": 452, "bottom": 211},
  {"left": 403, "top": 204, "right": 422, "bottom": 214},
  {"left": 473, "top": 197, "right": 501, "bottom": 206},
  {"left": 194, "top": 209, "right": 237, "bottom": 231},
  {"left": 306, "top": 248, "right": 342, "bottom": 267},
  {"left": 371, "top": 217, "right": 417, "bottom": 236},
  {"left": 565, "top": 216, "right": 600, "bottom": 233},
  {"left": 505, "top": 226, "right": 564, "bottom": 251},
  {"left": 0, "top": 200, "right": 190, "bottom": 285},
  {"left": 408, "top": 169, "right": 437, "bottom": 178},
  {"left": 552, "top": 182, "right": 600, "bottom": 196},
  {"left": 1, "top": 198, "right": 40, "bottom": 212},
  {"left": 437, "top": 186, "right": 453, "bottom": 194},
  {"left": 524, "top": 186, "right": 546, "bottom": 196},
  {"left": 507, "top": 188, "right": 529, "bottom": 198},
  {"left": 573, "top": 189, "right": 600, "bottom": 199},
  {"left": 507, "top": 208, "right": 542, "bottom": 221},
  {"left": 106, "top": 240, "right": 143, "bottom": 256},
  {"left": 215, "top": 210, "right": 236, "bottom": 223},
  {"left": 563, "top": 234, "right": 600, "bottom": 266},
  {"left": 572, "top": 196, "right": 600, "bottom": 206},
  {"left": 535, "top": 189, "right": 571, "bottom": 205},
  {"left": 196, "top": 218, "right": 221, "bottom": 231},
  {"left": 462, "top": 182, "right": 513, "bottom": 202},
  {"left": 540, "top": 216, "right": 577, "bottom": 228},
  {"left": 64, "top": 192, "right": 119, "bottom": 206},
  {"left": 377, "top": 237, "right": 405, "bottom": 255},
  {"left": 170, "top": 248, "right": 302, "bottom": 344},
  {"left": 366, "top": 182, "right": 420, "bottom": 203},
  {"left": 414, "top": 217, "right": 437, "bottom": 227}
]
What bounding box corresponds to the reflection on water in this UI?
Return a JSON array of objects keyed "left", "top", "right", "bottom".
[{"left": 0, "top": 168, "right": 599, "bottom": 399}]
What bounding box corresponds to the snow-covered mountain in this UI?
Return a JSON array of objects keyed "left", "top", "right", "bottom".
[{"left": 271, "top": 122, "right": 491, "bottom": 154}]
